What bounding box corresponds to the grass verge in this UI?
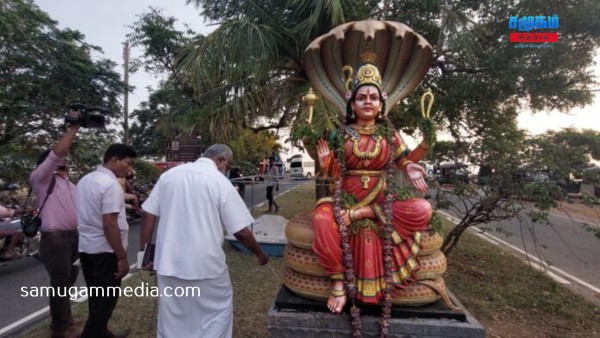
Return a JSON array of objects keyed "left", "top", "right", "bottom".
[{"left": 21, "top": 183, "right": 600, "bottom": 337}]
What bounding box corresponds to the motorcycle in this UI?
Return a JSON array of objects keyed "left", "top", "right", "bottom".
[
  {"left": 0, "top": 217, "right": 41, "bottom": 265},
  {"left": 125, "top": 182, "right": 153, "bottom": 221},
  {"left": 1, "top": 193, "right": 41, "bottom": 264}
]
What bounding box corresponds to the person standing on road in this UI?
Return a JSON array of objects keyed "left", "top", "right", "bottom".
[
  {"left": 140, "top": 144, "right": 268, "bottom": 338},
  {"left": 29, "top": 111, "right": 81, "bottom": 338},
  {"left": 265, "top": 156, "right": 279, "bottom": 213},
  {"left": 76, "top": 144, "right": 137, "bottom": 338}
]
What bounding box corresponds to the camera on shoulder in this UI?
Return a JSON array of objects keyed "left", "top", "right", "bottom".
[{"left": 65, "top": 103, "right": 110, "bottom": 128}]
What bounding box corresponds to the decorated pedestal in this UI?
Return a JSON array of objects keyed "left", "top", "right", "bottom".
[
  {"left": 268, "top": 211, "right": 485, "bottom": 338},
  {"left": 283, "top": 211, "right": 452, "bottom": 307}
]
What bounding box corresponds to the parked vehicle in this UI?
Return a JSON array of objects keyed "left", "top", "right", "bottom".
[
  {"left": 418, "top": 161, "right": 435, "bottom": 180},
  {"left": 436, "top": 162, "right": 469, "bottom": 184},
  {"left": 289, "top": 157, "right": 315, "bottom": 179}
]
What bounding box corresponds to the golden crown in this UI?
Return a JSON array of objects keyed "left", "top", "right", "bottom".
[{"left": 343, "top": 50, "right": 382, "bottom": 94}]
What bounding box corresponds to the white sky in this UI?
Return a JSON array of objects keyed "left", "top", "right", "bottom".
[{"left": 33, "top": 0, "right": 599, "bottom": 143}]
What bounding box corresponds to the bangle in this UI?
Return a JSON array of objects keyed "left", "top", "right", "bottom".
[
  {"left": 402, "top": 160, "right": 414, "bottom": 170},
  {"left": 349, "top": 208, "right": 357, "bottom": 221}
]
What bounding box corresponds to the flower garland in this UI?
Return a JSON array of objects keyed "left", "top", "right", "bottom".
[
  {"left": 332, "top": 126, "right": 362, "bottom": 337},
  {"left": 380, "top": 120, "right": 397, "bottom": 337}
]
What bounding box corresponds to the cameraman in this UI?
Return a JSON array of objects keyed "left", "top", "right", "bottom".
[{"left": 29, "top": 110, "right": 81, "bottom": 338}]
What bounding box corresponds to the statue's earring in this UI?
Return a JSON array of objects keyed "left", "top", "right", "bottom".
[{"left": 351, "top": 110, "right": 356, "bottom": 119}]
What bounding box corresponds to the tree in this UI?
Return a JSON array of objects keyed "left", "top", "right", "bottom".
[
  {"left": 127, "top": 8, "right": 217, "bottom": 157},
  {"left": 177, "top": 0, "right": 373, "bottom": 139},
  {"left": 228, "top": 129, "right": 282, "bottom": 170},
  {"left": 0, "top": 0, "right": 124, "bottom": 184},
  {"left": 127, "top": 8, "right": 289, "bottom": 162}
]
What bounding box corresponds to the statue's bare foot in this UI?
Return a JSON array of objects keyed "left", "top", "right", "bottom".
[{"left": 327, "top": 281, "right": 347, "bottom": 314}]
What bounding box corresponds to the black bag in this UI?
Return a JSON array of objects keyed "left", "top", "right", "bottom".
[
  {"left": 21, "top": 213, "right": 42, "bottom": 238},
  {"left": 21, "top": 175, "right": 56, "bottom": 237}
]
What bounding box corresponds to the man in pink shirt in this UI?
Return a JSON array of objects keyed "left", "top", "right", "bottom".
[{"left": 29, "top": 112, "right": 80, "bottom": 338}]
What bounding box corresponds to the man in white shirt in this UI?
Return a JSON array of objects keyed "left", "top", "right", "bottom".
[
  {"left": 76, "top": 144, "right": 137, "bottom": 338},
  {"left": 140, "top": 144, "right": 268, "bottom": 338}
]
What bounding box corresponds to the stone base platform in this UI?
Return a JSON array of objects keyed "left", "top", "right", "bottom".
[{"left": 268, "top": 286, "right": 485, "bottom": 338}]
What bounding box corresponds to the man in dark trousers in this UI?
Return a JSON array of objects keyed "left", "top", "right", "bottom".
[
  {"left": 30, "top": 111, "right": 81, "bottom": 338},
  {"left": 76, "top": 144, "right": 137, "bottom": 338},
  {"left": 265, "top": 156, "right": 279, "bottom": 213}
]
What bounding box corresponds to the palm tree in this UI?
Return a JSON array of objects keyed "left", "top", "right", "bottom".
[{"left": 177, "top": 0, "right": 371, "bottom": 139}]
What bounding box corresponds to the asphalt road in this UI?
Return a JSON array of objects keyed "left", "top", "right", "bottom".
[
  {"left": 0, "top": 178, "right": 300, "bottom": 334},
  {"left": 436, "top": 190, "right": 600, "bottom": 305}
]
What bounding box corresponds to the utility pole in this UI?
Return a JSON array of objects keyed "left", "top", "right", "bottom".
[{"left": 122, "top": 41, "right": 130, "bottom": 145}]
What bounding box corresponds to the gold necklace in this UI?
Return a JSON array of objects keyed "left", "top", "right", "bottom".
[
  {"left": 351, "top": 123, "right": 378, "bottom": 135},
  {"left": 352, "top": 134, "right": 383, "bottom": 160}
]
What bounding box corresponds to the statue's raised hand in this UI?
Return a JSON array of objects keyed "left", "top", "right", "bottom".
[
  {"left": 406, "top": 163, "right": 428, "bottom": 193},
  {"left": 317, "top": 138, "right": 333, "bottom": 168}
]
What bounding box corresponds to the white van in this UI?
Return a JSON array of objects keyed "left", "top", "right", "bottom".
[{"left": 289, "top": 157, "right": 315, "bottom": 178}]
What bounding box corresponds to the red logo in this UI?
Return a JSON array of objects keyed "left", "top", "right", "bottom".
[{"left": 509, "top": 33, "right": 558, "bottom": 43}]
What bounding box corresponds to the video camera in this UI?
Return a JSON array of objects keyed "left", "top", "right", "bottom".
[{"left": 65, "top": 103, "right": 110, "bottom": 128}]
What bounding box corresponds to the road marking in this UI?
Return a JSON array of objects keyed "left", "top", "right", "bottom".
[
  {"left": 1, "top": 262, "right": 141, "bottom": 335},
  {"left": 0, "top": 306, "right": 49, "bottom": 336},
  {"left": 438, "top": 210, "right": 600, "bottom": 295},
  {"left": 472, "top": 229, "right": 570, "bottom": 284},
  {"left": 248, "top": 183, "right": 299, "bottom": 211},
  {"left": 548, "top": 212, "right": 600, "bottom": 228}
]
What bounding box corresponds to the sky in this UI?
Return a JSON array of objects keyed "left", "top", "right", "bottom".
[{"left": 32, "top": 1, "right": 600, "bottom": 146}]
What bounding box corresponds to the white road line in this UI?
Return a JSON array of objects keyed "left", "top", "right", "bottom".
[
  {"left": 248, "top": 183, "right": 299, "bottom": 211},
  {"left": 0, "top": 306, "right": 49, "bottom": 336},
  {"left": 1, "top": 263, "right": 141, "bottom": 337},
  {"left": 438, "top": 210, "right": 600, "bottom": 294},
  {"left": 548, "top": 211, "right": 600, "bottom": 227},
  {"left": 471, "top": 230, "right": 570, "bottom": 284}
]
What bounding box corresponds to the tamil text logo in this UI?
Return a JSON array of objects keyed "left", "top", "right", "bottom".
[{"left": 509, "top": 15, "right": 559, "bottom": 44}]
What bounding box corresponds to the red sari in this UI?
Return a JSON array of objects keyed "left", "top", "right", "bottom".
[{"left": 312, "top": 126, "right": 432, "bottom": 304}]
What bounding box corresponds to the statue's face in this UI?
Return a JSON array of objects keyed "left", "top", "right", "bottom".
[{"left": 351, "top": 85, "right": 381, "bottom": 123}]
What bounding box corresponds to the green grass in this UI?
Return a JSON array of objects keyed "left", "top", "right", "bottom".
[
  {"left": 20, "top": 183, "right": 600, "bottom": 337},
  {"left": 445, "top": 229, "right": 600, "bottom": 337}
]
